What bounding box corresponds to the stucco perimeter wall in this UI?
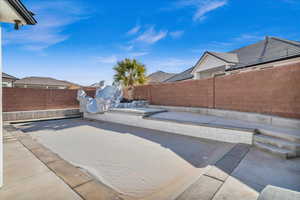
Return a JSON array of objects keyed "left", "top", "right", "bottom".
[
  {"left": 135, "top": 78, "right": 214, "bottom": 108},
  {"left": 133, "top": 63, "right": 300, "bottom": 119},
  {"left": 3, "top": 88, "right": 95, "bottom": 112},
  {"left": 84, "top": 112, "right": 254, "bottom": 144},
  {"left": 3, "top": 108, "right": 81, "bottom": 121},
  {"left": 215, "top": 63, "right": 300, "bottom": 119}
]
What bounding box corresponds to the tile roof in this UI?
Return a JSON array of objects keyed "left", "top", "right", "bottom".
[
  {"left": 2, "top": 72, "right": 18, "bottom": 80},
  {"left": 14, "top": 77, "right": 81, "bottom": 87},
  {"left": 228, "top": 36, "right": 300, "bottom": 70},
  {"left": 166, "top": 36, "right": 300, "bottom": 82},
  {"left": 164, "top": 67, "right": 194, "bottom": 82},
  {"left": 208, "top": 52, "right": 239, "bottom": 63},
  {"left": 147, "top": 71, "right": 176, "bottom": 83}
]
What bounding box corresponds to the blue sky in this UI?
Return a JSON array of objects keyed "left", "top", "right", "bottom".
[{"left": 2, "top": 0, "right": 300, "bottom": 85}]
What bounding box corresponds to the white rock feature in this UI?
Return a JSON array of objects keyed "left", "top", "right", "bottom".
[{"left": 77, "top": 84, "right": 148, "bottom": 114}]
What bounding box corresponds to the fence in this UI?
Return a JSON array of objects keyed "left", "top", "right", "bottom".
[
  {"left": 133, "top": 62, "right": 300, "bottom": 119},
  {"left": 3, "top": 88, "right": 95, "bottom": 112}
]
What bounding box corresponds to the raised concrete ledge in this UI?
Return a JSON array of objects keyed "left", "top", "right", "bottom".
[
  {"left": 84, "top": 112, "right": 254, "bottom": 144},
  {"left": 145, "top": 115, "right": 255, "bottom": 133},
  {"left": 258, "top": 185, "right": 300, "bottom": 200},
  {"left": 3, "top": 108, "right": 81, "bottom": 122},
  {"left": 148, "top": 105, "right": 300, "bottom": 129},
  {"left": 109, "top": 108, "right": 167, "bottom": 117}
]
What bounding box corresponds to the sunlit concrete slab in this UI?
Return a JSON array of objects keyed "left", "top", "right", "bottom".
[
  {"left": 150, "top": 111, "right": 300, "bottom": 138},
  {"left": 3, "top": 143, "right": 49, "bottom": 186},
  {"left": 258, "top": 185, "right": 300, "bottom": 200},
  {"left": 148, "top": 105, "right": 300, "bottom": 129},
  {"left": 0, "top": 171, "right": 82, "bottom": 200},
  {"left": 204, "top": 166, "right": 229, "bottom": 181},
  {"left": 232, "top": 148, "right": 300, "bottom": 192},
  {"left": 85, "top": 111, "right": 254, "bottom": 144},
  {"left": 0, "top": 138, "right": 83, "bottom": 200},
  {"left": 30, "top": 146, "right": 61, "bottom": 164},
  {"left": 47, "top": 160, "right": 93, "bottom": 188},
  {"left": 74, "top": 180, "right": 123, "bottom": 200},
  {"left": 212, "top": 176, "right": 259, "bottom": 200},
  {"left": 176, "top": 175, "right": 223, "bottom": 200},
  {"left": 110, "top": 107, "right": 167, "bottom": 116},
  {"left": 17, "top": 118, "right": 234, "bottom": 200}
]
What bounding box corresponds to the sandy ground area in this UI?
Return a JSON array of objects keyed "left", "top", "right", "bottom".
[{"left": 17, "top": 119, "right": 234, "bottom": 199}]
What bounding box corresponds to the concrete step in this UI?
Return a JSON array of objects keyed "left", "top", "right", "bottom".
[
  {"left": 257, "top": 129, "right": 300, "bottom": 143},
  {"left": 254, "top": 134, "right": 300, "bottom": 151},
  {"left": 254, "top": 141, "right": 297, "bottom": 159}
]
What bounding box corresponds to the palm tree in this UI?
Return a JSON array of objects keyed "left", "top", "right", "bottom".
[{"left": 113, "top": 58, "right": 147, "bottom": 90}]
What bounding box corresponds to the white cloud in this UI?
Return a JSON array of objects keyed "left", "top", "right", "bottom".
[
  {"left": 129, "top": 52, "right": 149, "bottom": 57},
  {"left": 127, "top": 25, "right": 141, "bottom": 35},
  {"left": 194, "top": 1, "right": 227, "bottom": 21},
  {"left": 96, "top": 52, "right": 148, "bottom": 64},
  {"left": 233, "top": 34, "right": 264, "bottom": 42},
  {"left": 176, "top": 0, "right": 227, "bottom": 21},
  {"left": 148, "top": 58, "right": 197, "bottom": 72},
  {"left": 192, "top": 33, "right": 264, "bottom": 53},
  {"left": 3, "top": 0, "right": 89, "bottom": 51},
  {"left": 96, "top": 55, "right": 118, "bottom": 64},
  {"left": 119, "top": 44, "right": 134, "bottom": 51},
  {"left": 134, "top": 26, "right": 168, "bottom": 44},
  {"left": 170, "top": 30, "right": 185, "bottom": 39}
]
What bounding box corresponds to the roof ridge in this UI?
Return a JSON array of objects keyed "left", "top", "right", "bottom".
[
  {"left": 209, "top": 51, "right": 236, "bottom": 55},
  {"left": 163, "top": 66, "right": 195, "bottom": 82},
  {"left": 2, "top": 72, "right": 19, "bottom": 79},
  {"left": 269, "top": 36, "right": 300, "bottom": 48},
  {"left": 259, "top": 36, "right": 270, "bottom": 60},
  {"left": 229, "top": 38, "right": 265, "bottom": 53},
  {"left": 207, "top": 51, "right": 238, "bottom": 63},
  {"left": 148, "top": 70, "right": 173, "bottom": 76},
  {"left": 23, "top": 76, "right": 56, "bottom": 78}
]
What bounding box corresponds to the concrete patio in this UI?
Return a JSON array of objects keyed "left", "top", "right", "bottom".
[
  {"left": 2, "top": 118, "right": 299, "bottom": 200},
  {"left": 1, "top": 124, "right": 123, "bottom": 200},
  {"left": 1, "top": 125, "right": 82, "bottom": 200}
]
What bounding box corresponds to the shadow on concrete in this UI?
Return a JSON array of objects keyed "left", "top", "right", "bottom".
[
  {"left": 18, "top": 118, "right": 233, "bottom": 168},
  {"left": 16, "top": 118, "right": 300, "bottom": 195}
]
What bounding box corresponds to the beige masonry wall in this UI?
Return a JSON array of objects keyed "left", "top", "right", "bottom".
[{"left": 133, "top": 62, "right": 300, "bottom": 119}]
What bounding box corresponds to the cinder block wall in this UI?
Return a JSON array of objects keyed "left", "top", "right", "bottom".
[
  {"left": 3, "top": 88, "right": 95, "bottom": 112},
  {"left": 214, "top": 63, "right": 300, "bottom": 118},
  {"left": 133, "top": 63, "right": 300, "bottom": 119}
]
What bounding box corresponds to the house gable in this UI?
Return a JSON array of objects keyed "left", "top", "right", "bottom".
[
  {"left": 0, "top": 0, "right": 36, "bottom": 25},
  {"left": 193, "top": 53, "right": 227, "bottom": 73},
  {"left": 166, "top": 36, "right": 300, "bottom": 82},
  {"left": 191, "top": 53, "right": 229, "bottom": 80}
]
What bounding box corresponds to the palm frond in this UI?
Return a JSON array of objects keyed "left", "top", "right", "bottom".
[{"left": 113, "top": 58, "right": 147, "bottom": 88}]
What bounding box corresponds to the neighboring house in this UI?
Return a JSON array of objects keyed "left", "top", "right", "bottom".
[
  {"left": 60, "top": 80, "right": 82, "bottom": 90},
  {"left": 2, "top": 72, "right": 18, "bottom": 87},
  {"left": 147, "top": 71, "right": 176, "bottom": 83},
  {"left": 14, "top": 77, "right": 81, "bottom": 89},
  {"left": 90, "top": 80, "right": 105, "bottom": 88},
  {"left": 165, "top": 36, "right": 300, "bottom": 82},
  {"left": 90, "top": 83, "right": 100, "bottom": 87}
]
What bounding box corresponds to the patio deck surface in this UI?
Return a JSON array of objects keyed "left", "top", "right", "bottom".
[
  {"left": 4, "top": 118, "right": 300, "bottom": 200},
  {"left": 1, "top": 125, "right": 82, "bottom": 200},
  {"left": 149, "top": 111, "right": 300, "bottom": 137},
  {"left": 16, "top": 118, "right": 234, "bottom": 200}
]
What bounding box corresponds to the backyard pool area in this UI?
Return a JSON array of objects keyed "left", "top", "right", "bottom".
[
  {"left": 16, "top": 118, "right": 234, "bottom": 199},
  {"left": 12, "top": 118, "right": 300, "bottom": 200}
]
